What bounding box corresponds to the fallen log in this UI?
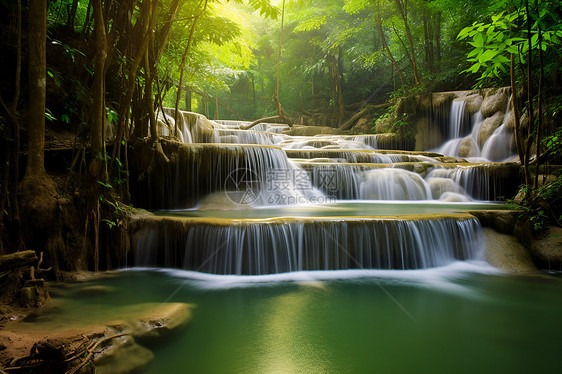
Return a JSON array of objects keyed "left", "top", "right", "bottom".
[
  {"left": 0, "top": 250, "right": 37, "bottom": 272},
  {"left": 241, "top": 115, "right": 293, "bottom": 130},
  {"left": 339, "top": 102, "right": 392, "bottom": 131}
]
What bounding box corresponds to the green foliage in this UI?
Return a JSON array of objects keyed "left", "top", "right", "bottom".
[
  {"left": 106, "top": 108, "right": 118, "bottom": 125},
  {"left": 508, "top": 171, "right": 562, "bottom": 231},
  {"left": 373, "top": 104, "right": 414, "bottom": 139},
  {"left": 458, "top": 1, "right": 562, "bottom": 86},
  {"left": 51, "top": 39, "right": 86, "bottom": 63},
  {"left": 45, "top": 108, "right": 56, "bottom": 121},
  {"left": 96, "top": 181, "right": 113, "bottom": 189}
]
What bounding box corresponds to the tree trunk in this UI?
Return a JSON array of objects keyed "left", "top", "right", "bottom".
[
  {"left": 422, "top": 11, "right": 435, "bottom": 74},
  {"left": 185, "top": 88, "right": 192, "bottom": 111},
  {"left": 11, "top": 0, "right": 22, "bottom": 113},
  {"left": 375, "top": 17, "right": 406, "bottom": 85},
  {"left": 66, "top": 0, "right": 79, "bottom": 30},
  {"left": 524, "top": 0, "right": 533, "bottom": 186},
  {"left": 325, "top": 51, "right": 344, "bottom": 127},
  {"left": 252, "top": 75, "right": 256, "bottom": 117},
  {"left": 275, "top": 0, "right": 286, "bottom": 118},
  {"left": 113, "top": 0, "right": 156, "bottom": 154},
  {"left": 510, "top": 54, "right": 524, "bottom": 164},
  {"left": 423, "top": 14, "right": 431, "bottom": 72},
  {"left": 89, "top": 0, "right": 108, "bottom": 180},
  {"left": 155, "top": 0, "right": 185, "bottom": 61},
  {"left": 19, "top": 0, "right": 58, "bottom": 258},
  {"left": 535, "top": 26, "right": 543, "bottom": 188},
  {"left": 145, "top": 52, "right": 159, "bottom": 143},
  {"left": 394, "top": 0, "right": 420, "bottom": 83},
  {"left": 434, "top": 11, "right": 441, "bottom": 72},
  {"left": 174, "top": 4, "right": 204, "bottom": 135},
  {"left": 25, "top": 0, "right": 48, "bottom": 181}
]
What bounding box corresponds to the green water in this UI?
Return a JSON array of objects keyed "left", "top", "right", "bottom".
[
  {"left": 37, "top": 265, "right": 562, "bottom": 374},
  {"left": 155, "top": 201, "right": 504, "bottom": 219}
]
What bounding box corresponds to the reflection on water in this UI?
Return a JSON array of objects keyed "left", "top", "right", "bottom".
[
  {"left": 155, "top": 201, "right": 504, "bottom": 219},
  {"left": 28, "top": 266, "right": 562, "bottom": 373}
]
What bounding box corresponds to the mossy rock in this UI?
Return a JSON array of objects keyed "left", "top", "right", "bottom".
[
  {"left": 528, "top": 227, "right": 562, "bottom": 267},
  {"left": 481, "top": 87, "right": 509, "bottom": 118},
  {"left": 479, "top": 111, "right": 504, "bottom": 147},
  {"left": 462, "top": 94, "right": 484, "bottom": 115},
  {"left": 458, "top": 136, "right": 479, "bottom": 158},
  {"left": 483, "top": 228, "right": 538, "bottom": 272}
]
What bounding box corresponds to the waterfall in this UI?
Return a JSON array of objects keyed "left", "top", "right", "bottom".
[
  {"left": 127, "top": 100, "right": 520, "bottom": 276},
  {"left": 480, "top": 97, "right": 514, "bottom": 161},
  {"left": 129, "top": 143, "right": 324, "bottom": 209},
  {"left": 360, "top": 168, "right": 432, "bottom": 200},
  {"left": 436, "top": 94, "right": 515, "bottom": 162},
  {"left": 425, "top": 164, "right": 517, "bottom": 201},
  {"left": 131, "top": 215, "right": 482, "bottom": 275},
  {"left": 449, "top": 100, "right": 468, "bottom": 139}
]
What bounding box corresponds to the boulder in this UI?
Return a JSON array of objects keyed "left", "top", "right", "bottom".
[
  {"left": 428, "top": 178, "right": 464, "bottom": 199},
  {"left": 483, "top": 228, "right": 537, "bottom": 272},
  {"left": 481, "top": 88, "right": 509, "bottom": 118},
  {"left": 504, "top": 110, "right": 516, "bottom": 131},
  {"left": 457, "top": 136, "right": 479, "bottom": 158},
  {"left": 528, "top": 226, "right": 562, "bottom": 266},
  {"left": 479, "top": 111, "right": 504, "bottom": 147},
  {"left": 468, "top": 210, "right": 519, "bottom": 235},
  {"left": 463, "top": 94, "right": 484, "bottom": 115},
  {"left": 350, "top": 118, "right": 373, "bottom": 134},
  {"left": 431, "top": 92, "right": 456, "bottom": 109}
]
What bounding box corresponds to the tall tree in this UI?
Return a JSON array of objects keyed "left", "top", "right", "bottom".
[
  {"left": 393, "top": 0, "right": 421, "bottom": 83},
  {"left": 89, "top": 0, "right": 108, "bottom": 181},
  {"left": 24, "top": 0, "right": 49, "bottom": 183}
]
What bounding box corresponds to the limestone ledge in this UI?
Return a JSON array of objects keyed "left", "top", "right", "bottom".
[
  {"left": 470, "top": 209, "right": 562, "bottom": 272},
  {"left": 131, "top": 212, "right": 477, "bottom": 227}
]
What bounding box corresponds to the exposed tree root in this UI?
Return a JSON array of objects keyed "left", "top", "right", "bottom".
[
  {"left": 0, "top": 333, "right": 129, "bottom": 374},
  {"left": 64, "top": 333, "right": 129, "bottom": 374},
  {"left": 241, "top": 115, "right": 293, "bottom": 130},
  {"left": 339, "top": 103, "right": 391, "bottom": 131}
]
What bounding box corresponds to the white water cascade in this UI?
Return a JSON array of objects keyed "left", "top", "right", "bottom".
[
  {"left": 129, "top": 93, "right": 519, "bottom": 274},
  {"left": 436, "top": 96, "right": 515, "bottom": 162}
]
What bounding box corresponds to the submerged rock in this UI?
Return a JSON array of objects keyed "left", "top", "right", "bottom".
[
  {"left": 94, "top": 334, "right": 154, "bottom": 374},
  {"left": 74, "top": 285, "right": 116, "bottom": 296},
  {"left": 132, "top": 303, "right": 192, "bottom": 340}
]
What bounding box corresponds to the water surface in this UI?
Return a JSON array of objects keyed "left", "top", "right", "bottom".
[
  {"left": 155, "top": 201, "right": 503, "bottom": 219},
  {"left": 40, "top": 265, "right": 562, "bottom": 374}
]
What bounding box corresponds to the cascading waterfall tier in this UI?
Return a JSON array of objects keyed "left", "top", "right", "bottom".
[
  {"left": 298, "top": 161, "right": 519, "bottom": 201},
  {"left": 130, "top": 214, "right": 482, "bottom": 275},
  {"left": 126, "top": 95, "right": 521, "bottom": 276},
  {"left": 128, "top": 141, "right": 324, "bottom": 209}
]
